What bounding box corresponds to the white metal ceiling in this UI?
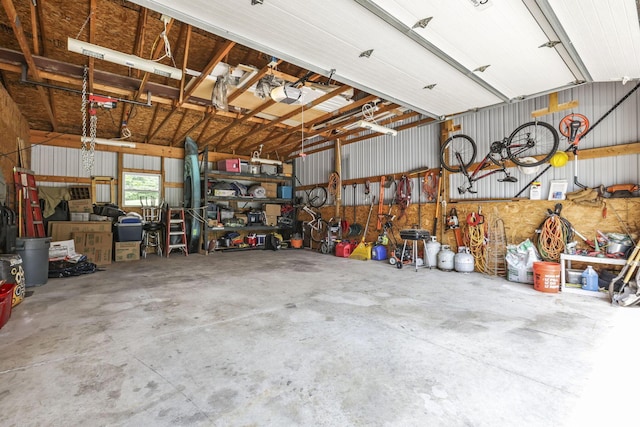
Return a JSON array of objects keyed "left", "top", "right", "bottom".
[{"left": 129, "top": 0, "right": 640, "bottom": 119}]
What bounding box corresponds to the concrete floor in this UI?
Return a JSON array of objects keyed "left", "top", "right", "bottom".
[{"left": 1, "top": 249, "right": 638, "bottom": 426}]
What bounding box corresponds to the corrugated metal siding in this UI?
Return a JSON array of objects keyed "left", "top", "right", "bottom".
[
  {"left": 32, "top": 146, "right": 118, "bottom": 179},
  {"left": 164, "top": 158, "right": 184, "bottom": 183},
  {"left": 164, "top": 187, "right": 183, "bottom": 207},
  {"left": 123, "top": 153, "right": 161, "bottom": 170},
  {"left": 294, "top": 82, "right": 638, "bottom": 202}
]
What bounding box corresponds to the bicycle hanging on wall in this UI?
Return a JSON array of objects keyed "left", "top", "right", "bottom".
[{"left": 440, "top": 121, "right": 559, "bottom": 194}]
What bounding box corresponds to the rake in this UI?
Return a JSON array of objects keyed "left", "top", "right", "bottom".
[{"left": 349, "top": 196, "right": 375, "bottom": 260}]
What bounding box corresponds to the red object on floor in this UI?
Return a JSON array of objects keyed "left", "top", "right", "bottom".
[
  {"left": 0, "top": 282, "right": 16, "bottom": 329},
  {"left": 335, "top": 241, "right": 352, "bottom": 257}
]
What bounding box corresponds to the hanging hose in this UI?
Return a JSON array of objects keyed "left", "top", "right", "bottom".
[{"left": 535, "top": 204, "right": 574, "bottom": 262}]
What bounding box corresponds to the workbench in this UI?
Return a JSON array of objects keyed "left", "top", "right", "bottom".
[{"left": 559, "top": 253, "right": 626, "bottom": 294}]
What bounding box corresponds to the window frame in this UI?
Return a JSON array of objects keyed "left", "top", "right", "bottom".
[{"left": 121, "top": 171, "right": 163, "bottom": 207}]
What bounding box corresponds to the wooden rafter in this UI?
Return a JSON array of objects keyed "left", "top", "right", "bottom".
[
  {"left": 222, "top": 84, "right": 352, "bottom": 152},
  {"left": 174, "top": 109, "right": 212, "bottom": 146},
  {"left": 182, "top": 39, "right": 235, "bottom": 104},
  {"left": 145, "top": 104, "right": 161, "bottom": 142},
  {"left": 88, "top": 0, "right": 96, "bottom": 93},
  {"left": 29, "top": 1, "right": 38, "bottom": 54},
  {"left": 122, "top": 17, "right": 175, "bottom": 134},
  {"left": 131, "top": 7, "right": 148, "bottom": 78},
  {"left": 178, "top": 24, "right": 191, "bottom": 105},
  {"left": 269, "top": 94, "right": 379, "bottom": 152},
  {"left": 196, "top": 113, "right": 216, "bottom": 145},
  {"left": 202, "top": 99, "right": 276, "bottom": 148},
  {"left": 147, "top": 39, "right": 235, "bottom": 143},
  {"left": 227, "top": 60, "right": 282, "bottom": 104},
  {"left": 170, "top": 109, "right": 188, "bottom": 146},
  {"left": 2, "top": 0, "right": 57, "bottom": 130}
]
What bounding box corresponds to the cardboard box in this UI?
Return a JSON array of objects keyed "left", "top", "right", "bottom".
[
  {"left": 262, "top": 182, "right": 277, "bottom": 198},
  {"left": 281, "top": 163, "right": 293, "bottom": 176},
  {"left": 72, "top": 232, "right": 113, "bottom": 266},
  {"left": 114, "top": 241, "right": 141, "bottom": 262},
  {"left": 49, "top": 240, "right": 76, "bottom": 261},
  {"left": 263, "top": 204, "right": 281, "bottom": 216},
  {"left": 264, "top": 215, "right": 278, "bottom": 226},
  {"left": 68, "top": 199, "right": 93, "bottom": 213},
  {"left": 49, "top": 221, "right": 113, "bottom": 242},
  {"left": 217, "top": 158, "right": 240, "bottom": 172}
]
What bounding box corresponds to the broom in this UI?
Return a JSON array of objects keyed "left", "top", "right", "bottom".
[{"left": 350, "top": 196, "right": 375, "bottom": 260}]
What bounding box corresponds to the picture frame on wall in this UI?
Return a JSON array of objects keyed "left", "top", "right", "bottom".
[{"left": 548, "top": 180, "right": 568, "bottom": 200}]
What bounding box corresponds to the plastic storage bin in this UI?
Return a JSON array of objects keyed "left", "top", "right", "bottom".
[
  {"left": 0, "top": 282, "right": 15, "bottom": 329},
  {"left": 113, "top": 223, "right": 143, "bottom": 242},
  {"left": 16, "top": 237, "right": 51, "bottom": 287},
  {"left": 277, "top": 186, "right": 293, "bottom": 199}
]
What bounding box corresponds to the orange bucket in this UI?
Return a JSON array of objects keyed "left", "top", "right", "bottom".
[
  {"left": 533, "top": 261, "right": 561, "bottom": 293},
  {"left": 290, "top": 238, "right": 303, "bottom": 249}
]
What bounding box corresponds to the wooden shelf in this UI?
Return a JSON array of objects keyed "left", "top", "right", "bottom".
[
  {"left": 205, "top": 170, "right": 292, "bottom": 183},
  {"left": 207, "top": 225, "right": 292, "bottom": 232},
  {"left": 207, "top": 196, "right": 292, "bottom": 204}
]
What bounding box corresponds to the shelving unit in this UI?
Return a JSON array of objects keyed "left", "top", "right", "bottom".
[{"left": 199, "top": 147, "right": 295, "bottom": 252}]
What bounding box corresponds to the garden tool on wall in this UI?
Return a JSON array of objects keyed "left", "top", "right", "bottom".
[{"left": 559, "top": 113, "right": 590, "bottom": 190}]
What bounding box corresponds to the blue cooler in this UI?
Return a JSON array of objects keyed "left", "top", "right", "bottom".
[{"left": 114, "top": 223, "right": 143, "bottom": 242}]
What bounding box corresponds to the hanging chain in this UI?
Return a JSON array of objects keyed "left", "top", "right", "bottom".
[{"left": 81, "top": 66, "right": 96, "bottom": 172}]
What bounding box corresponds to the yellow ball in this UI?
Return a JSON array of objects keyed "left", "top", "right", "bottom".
[{"left": 549, "top": 151, "right": 568, "bottom": 167}]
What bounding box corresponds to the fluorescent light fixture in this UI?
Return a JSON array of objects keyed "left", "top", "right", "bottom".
[
  {"left": 356, "top": 120, "right": 398, "bottom": 136},
  {"left": 81, "top": 136, "right": 137, "bottom": 148},
  {"left": 68, "top": 38, "right": 182, "bottom": 80}
]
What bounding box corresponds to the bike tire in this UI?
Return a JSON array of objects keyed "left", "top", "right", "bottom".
[
  {"left": 310, "top": 219, "right": 328, "bottom": 242},
  {"left": 507, "top": 121, "right": 559, "bottom": 167},
  {"left": 440, "top": 134, "right": 477, "bottom": 173},
  {"left": 308, "top": 186, "right": 328, "bottom": 208}
]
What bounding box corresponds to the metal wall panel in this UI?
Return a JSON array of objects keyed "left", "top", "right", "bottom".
[
  {"left": 164, "top": 158, "right": 184, "bottom": 183},
  {"left": 32, "top": 146, "right": 118, "bottom": 179},
  {"left": 164, "top": 187, "right": 183, "bottom": 207},
  {"left": 293, "top": 82, "right": 638, "bottom": 202},
  {"left": 123, "top": 153, "right": 161, "bottom": 170}
]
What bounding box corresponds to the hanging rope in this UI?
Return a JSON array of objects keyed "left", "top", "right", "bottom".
[
  {"left": 465, "top": 210, "right": 487, "bottom": 272},
  {"left": 535, "top": 204, "right": 574, "bottom": 262},
  {"left": 395, "top": 175, "right": 412, "bottom": 221}
]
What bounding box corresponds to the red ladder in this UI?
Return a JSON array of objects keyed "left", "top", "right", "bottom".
[
  {"left": 165, "top": 207, "right": 188, "bottom": 257},
  {"left": 13, "top": 167, "right": 45, "bottom": 237}
]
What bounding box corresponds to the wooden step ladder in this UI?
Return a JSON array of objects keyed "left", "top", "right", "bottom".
[
  {"left": 13, "top": 167, "right": 45, "bottom": 237},
  {"left": 165, "top": 207, "right": 188, "bottom": 257}
]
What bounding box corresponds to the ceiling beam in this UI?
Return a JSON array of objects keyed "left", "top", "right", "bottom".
[
  {"left": 202, "top": 99, "right": 276, "bottom": 148},
  {"left": 131, "top": 7, "right": 148, "bottom": 78},
  {"left": 182, "top": 39, "right": 236, "bottom": 104},
  {"left": 222, "top": 84, "right": 352, "bottom": 152},
  {"left": 147, "top": 38, "right": 235, "bottom": 143},
  {"left": 1, "top": 0, "right": 57, "bottom": 131},
  {"left": 88, "top": 0, "right": 97, "bottom": 93},
  {"left": 178, "top": 24, "right": 191, "bottom": 105},
  {"left": 227, "top": 60, "right": 282, "bottom": 104}
]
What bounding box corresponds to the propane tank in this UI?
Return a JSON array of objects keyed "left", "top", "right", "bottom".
[
  {"left": 425, "top": 236, "right": 441, "bottom": 268},
  {"left": 454, "top": 246, "right": 475, "bottom": 273},
  {"left": 437, "top": 245, "right": 455, "bottom": 271}
]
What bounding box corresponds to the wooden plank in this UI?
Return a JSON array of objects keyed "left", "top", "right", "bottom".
[
  {"left": 531, "top": 92, "right": 579, "bottom": 118},
  {"left": 182, "top": 39, "right": 235, "bottom": 103},
  {"left": 1, "top": 0, "right": 57, "bottom": 130}
]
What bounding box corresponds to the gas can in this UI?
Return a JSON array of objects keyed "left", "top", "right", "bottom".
[
  {"left": 437, "top": 245, "right": 455, "bottom": 271},
  {"left": 425, "top": 236, "right": 441, "bottom": 268},
  {"left": 454, "top": 246, "right": 475, "bottom": 273},
  {"left": 371, "top": 244, "right": 387, "bottom": 261},
  {"left": 335, "top": 241, "right": 352, "bottom": 258},
  {"left": 581, "top": 265, "right": 599, "bottom": 291}
]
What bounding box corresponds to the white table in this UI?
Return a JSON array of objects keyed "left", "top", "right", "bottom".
[{"left": 559, "top": 253, "right": 627, "bottom": 292}]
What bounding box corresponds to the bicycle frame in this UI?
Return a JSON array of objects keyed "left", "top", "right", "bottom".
[{"left": 456, "top": 142, "right": 511, "bottom": 194}]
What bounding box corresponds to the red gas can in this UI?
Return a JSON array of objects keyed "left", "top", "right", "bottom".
[{"left": 335, "top": 241, "right": 352, "bottom": 257}]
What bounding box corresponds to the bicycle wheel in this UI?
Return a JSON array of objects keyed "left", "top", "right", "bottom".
[
  {"left": 507, "top": 121, "right": 559, "bottom": 167},
  {"left": 440, "top": 135, "right": 477, "bottom": 173},
  {"left": 307, "top": 186, "right": 327, "bottom": 208},
  {"left": 310, "top": 219, "right": 328, "bottom": 242}
]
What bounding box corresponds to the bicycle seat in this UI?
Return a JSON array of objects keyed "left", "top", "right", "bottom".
[{"left": 498, "top": 176, "right": 518, "bottom": 183}]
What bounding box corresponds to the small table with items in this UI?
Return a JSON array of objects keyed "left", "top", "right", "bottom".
[{"left": 559, "top": 253, "right": 627, "bottom": 292}]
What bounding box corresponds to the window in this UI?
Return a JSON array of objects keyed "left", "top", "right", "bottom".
[{"left": 122, "top": 172, "right": 162, "bottom": 207}]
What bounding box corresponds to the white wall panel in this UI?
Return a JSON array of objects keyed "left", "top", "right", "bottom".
[
  {"left": 164, "top": 187, "right": 183, "bottom": 207},
  {"left": 123, "top": 153, "right": 161, "bottom": 170}
]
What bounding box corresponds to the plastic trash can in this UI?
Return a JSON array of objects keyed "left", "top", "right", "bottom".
[{"left": 16, "top": 237, "right": 51, "bottom": 287}]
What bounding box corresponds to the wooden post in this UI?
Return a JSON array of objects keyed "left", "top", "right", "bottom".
[{"left": 334, "top": 138, "right": 341, "bottom": 219}]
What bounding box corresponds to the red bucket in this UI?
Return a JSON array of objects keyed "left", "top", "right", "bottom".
[{"left": 0, "top": 282, "right": 16, "bottom": 329}]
